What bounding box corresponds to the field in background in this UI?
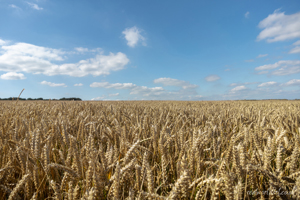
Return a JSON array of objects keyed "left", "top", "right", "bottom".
[{"left": 0, "top": 100, "right": 300, "bottom": 199}]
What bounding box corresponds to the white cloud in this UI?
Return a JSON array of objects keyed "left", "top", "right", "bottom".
[
  {"left": 26, "top": 2, "right": 43, "bottom": 10},
  {"left": 0, "top": 72, "right": 26, "bottom": 80},
  {"left": 90, "top": 81, "right": 201, "bottom": 100},
  {"left": 90, "top": 82, "right": 165, "bottom": 97},
  {"left": 283, "top": 79, "right": 300, "bottom": 86},
  {"left": 109, "top": 93, "right": 119, "bottom": 97},
  {"left": 293, "top": 40, "right": 300, "bottom": 46},
  {"left": 0, "top": 39, "right": 7, "bottom": 46},
  {"left": 122, "top": 26, "right": 146, "bottom": 47},
  {"left": 205, "top": 75, "right": 220, "bottom": 82},
  {"left": 230, "top": 85, "right": 247, "bottom": 93},
  {"left": 74, "top": 83, "right": 83, "bottom": 86},
  {"left": 257, "top": 54, "right": 268, "bottom": 58},
  {"left": 258, "top": 81, "right": 277, "bottom": 87},
  {"left": 153, "top": 77, "right": 198, "bottom": 89},
  {"left": 257, "top": 9, "right": 300, "bottom": 42},
  {"left": 255, "top": 60, "right": 300, "bottom": 70},
  {"left": 272, "top": 66, "right": 300, "bottom": 76},
  {"left": 289, "top": 40, "right": 300, "bottom": 54},
  {"left": 9, "top": 4, "right": 21, "bottom": 10},
  {"left": 257, "top": 71, "right": 269, "bottom": 74},
  {"left": 130, "top": 86, "right": 164, "bottom": 96},
  {"left": 75, "top": 47, "right": 88, "bottom": 53},
  {"left": 0, "top": 42, "right": 129, "bottom": 77},
  {"left": 245, "top": 11, "right": 250, "bottom": 18},
  {"left": 91, "top": 96, "right": 105, "bottom": 101},
  {"left": 90, "top": 82, "right": 136, "bottom": 89},
  {"left": 194, "top": 95, "right": 203, "bottom": 98},
  {"left": 255, "top": 60, "right": 300, "bottom": 76},
  {"left": 230, "top": 82, "right": 259, "bottom": 87},
  {"left": 41, "top": 81, "right": 67, "bottom": 87},
  {"left": 290, "top": 46, "right": 300, "bottom": 54},
  {"left": 245, "top": 59, "right": 254, "bottom": 62},
  {"left": 74, "top": 47, "right": 102, "bottom": 54}
]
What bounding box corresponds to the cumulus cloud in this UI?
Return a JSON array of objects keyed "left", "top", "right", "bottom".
[
  {"left": 245, "top": 11, "right": 250, "bottom": 18},
  {"left": 258, "top": 81, "right": 277, "bottom": 87},
  {"left": 257, "top": 9, "right": 300, "bottom": 42},
  {"left": 0, "top": 42, "right": 129, "bottom": 77},
  {"left": 153, "top": 77, "right": 198, "bottom": 89},
  {"left": 122, "top": 26, "right": 146, "bottom": 47},
  {"left": 0, "top": 72, "right": 26, "bottom": 80},
  {"left": 205, "top": 75, "right": 220, "bottom": 82},
  {"left": 74, "top": 83, "right": 83, "bottom": 86},
  {"left": 283, "top": 79, "right": 300, "bottom": 86},
  {"left": 26, "top": 2, "right": 43, "bottom": 10},
  {"left": 230, "top": 85, "right": 247, "bottom": 93},
  {"left": 257, "top": 54, "right": 268, "bottom": 58},
  {"left": 41, "top": 81, "right": 67, "bottom": 87},
  {"left": 255, "top": 60, "right": 300, "bottom": 76}
]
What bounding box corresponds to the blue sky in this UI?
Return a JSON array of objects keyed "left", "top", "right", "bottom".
[{"left": 0, "top": 0, "right": 300, "bottom": 100}]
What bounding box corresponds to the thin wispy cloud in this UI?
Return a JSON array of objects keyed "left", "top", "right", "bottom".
[
  {"left": 255, "top": 60, "right": 300, "bottom": 75},
  {"left": 90, "top": 80, "right": 201, "bottom": 100},
  {"left": 205, "top": 75, "right": 220, "bottom": 82},
  {"left": 9, "top": 4, "right": 22, "bottom": 10},
  {"left": 245, "top": 59, "right": 254, "bottom": 62},
  {"left": 26, "top": 2, "right": 43, "bottom": 10},
  {"left": 74, "top": 47, "right": 102, "bottom": 54},
  {"left": 0, "top": 39, "right": 7, "bottom": 46},
  {"left": 153, "top": 77, "right": 198, "bottom": 89},
  {"left": 258, "top": 81, "right": 277, "bottom": 87},
  {"left": 230, "top": 82, "right": 259, "bottom": 87},
  {"left": 289, "top": 40, "right": 300, "bottom": 54},
  {"left": 122, "top": 26, "right": 146, "bottom": 47},
  {"left": 257, "top": 9, "right": 300, "bottom": 42},
  {"left": 109, "top": 93, "right": 120, "bottom": 97},
  {"left": 74, "top": 83, "right": 83, "bottom": 86},
  {"left": 283, "top": 79, "right": 300, "bottom": 86},
  {"left": 257, "top": 54, "right": 268, "bottom": 58},
  {"left": 75, "top": 47, "right": 88, "bottom": 53},
  {"left": 245, "top": 11, "right": 250, "bottom": 18},
  {"left": 41, "top": 81, "right": 67, "bottom": 87}
]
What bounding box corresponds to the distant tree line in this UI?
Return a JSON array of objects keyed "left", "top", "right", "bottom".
[{"left": 0, "top": 97, "right": 82, "bottom": 101}]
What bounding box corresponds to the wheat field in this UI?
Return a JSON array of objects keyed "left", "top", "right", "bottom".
[{"left": 0, "top": 100, "right": 300, "bottom": 200}]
